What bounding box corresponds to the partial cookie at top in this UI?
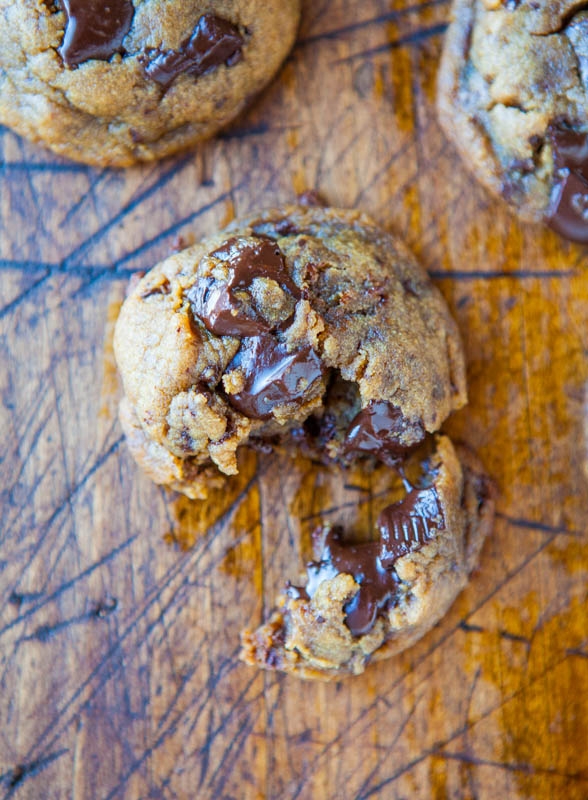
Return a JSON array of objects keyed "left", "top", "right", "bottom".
[
  {"left": 438, "top": 0, "right": 588, "bottom": 241},
  {"left": 0, "top": 1, "right": 300, "bottom": 166},
  {"left": 114, "top": 205, "right": 467, "bottom": 499}
]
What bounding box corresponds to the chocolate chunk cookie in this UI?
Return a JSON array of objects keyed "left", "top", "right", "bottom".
[
  {"left": 241, "top": 437, "right": 494, "bottom": 680},
  {"left": 114, "top": 205, "right": 467, "bottom": 499},
  {"left": 438, "top": 0, "right": 588, "bottom": 242},
  {"left": 0, "top": 1, "right": 300, "bottom": 166}
]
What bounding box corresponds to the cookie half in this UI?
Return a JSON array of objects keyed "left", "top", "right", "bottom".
[
  {"left": 114, "top": 205, "right": 467, "bottom": 498},
  {"left": 438, "top": 0, "right": 588, "bottom": 242},
  {"left": 0, "top": 1, "right": 300, "bottom": 165},
  {"left": 240, "top": 437, "right": 494, "bottom": 680}
]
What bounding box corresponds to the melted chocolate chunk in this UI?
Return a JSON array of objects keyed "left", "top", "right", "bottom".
[
  {"left": 307, "top": 527, "right": 400, "bottom": 637},
  {"left": 226, "top": 334, "right": 325, "bottom": 420},
  {"left": 551, "top": 127, "right": 588, "bottom": 178},
  {"left": 59, "top": 0, "right": 134, "bottom": 68},
  {"left": 306, "top": 483, "right": 444, "bottom": 637},
  {"left": 378, "top": 486, "right": 444, "bottom": 567},
  {"left": 140, "top": 14, "right": 243, "bottom": 88},
  {"left": 547, "top": 126, "right": 588, "bottom": 242},
  {"left": 188, "top": 236, "right": 299, "bottom": 337},
  {"left": 547, "top": 170, "right": 588, "bottom": 241},
  {"left": 344, "top": 401, "right": 425, "bottom": 462}
]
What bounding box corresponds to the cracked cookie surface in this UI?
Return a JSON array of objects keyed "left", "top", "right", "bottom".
[
  {"left": 0, "top": 0, "right": 300, "bottom": 165},
  {"left": 438, "top": 0, "right": 588, "bottom": 241},
  {"left": 114, "top": 204, "right": 467, "bottom": 499}
]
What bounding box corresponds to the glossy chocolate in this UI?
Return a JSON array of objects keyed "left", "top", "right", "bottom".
[
  {"left": 344, "top": 400, "right": 425, "bottom": 461},
  {"left": 550, "top": 127, "right": 588, "bottom": 178},
  {"left": 378, "top": 486, "right": 444, "bottom": 567},
  {"left": 226, "top": 334, "right": 325, "bottom": 420},
  {"left": 306, "top": 484, "right": 444, "bottom": 637},
  {"left": 547, "top": 126, "right": 588, "bottom": 242},
  {"left": 59, "top": 0, "right": 134, "bottom": 68},
  {"left": 307, "top": 527, "right": 399, "bottom": 637},
  {"left": 140, "top": 14, "right": 243, "bottom": 88},
  {"left": 188, "top": 236, "right": 299, "bottom": 337}
]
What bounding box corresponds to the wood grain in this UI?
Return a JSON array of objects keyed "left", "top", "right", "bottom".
[{"left": 1, "top": 1, "right": 588, "bottom": 797}]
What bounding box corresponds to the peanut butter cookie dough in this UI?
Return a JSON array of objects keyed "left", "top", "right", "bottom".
[
  {"left": 114, "top": 204, "right": 467, "bottom": 499},
  {"left": 438, "top": 0, "right": 588, "bottom": 242},
  {"left": 0, "top": 0, "right": 300, "bottom": 166}
]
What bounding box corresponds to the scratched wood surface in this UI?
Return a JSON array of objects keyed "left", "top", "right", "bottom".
[{"left": 1, "top": 1, "right": 588, "bottom": 798}]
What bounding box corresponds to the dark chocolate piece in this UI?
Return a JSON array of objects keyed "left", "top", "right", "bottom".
[
  {"left": 59, "top": 0, "right": 134, "bottom": 68},
  {"left": 550, "top": 127, "right": 588, "bottom": 179},
  {"left": 344, "top": 400, "right": 425, "bottom": 462},
  {"left": 307, "top": 527, "right": 399, "bottom": 637},
  {"left": 188, "top": 236, "right": 299, "bottom": 337},
  {"left": 140, "top": 14, "right": 243, "bottom": 88},
  {"left": 378, "top": 486, "right": 444, "bottom": 566},
  {"left": 547, "top": 170, "right": 588, "bottom": 242},
  {"left": 547, "top": 126, "right": 588, "bottom": 242},
  {"left": 226, "top": 334, "right": 325, "bottom": 420},
  {"left": 306, "top": 484, "right": 444, "bottom": 637}
]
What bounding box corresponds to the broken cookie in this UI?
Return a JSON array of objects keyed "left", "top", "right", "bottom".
[
  {"left": 240, "top": 437, "right": 494, "bottom": 680},
  {"left": 114, "top": 204, "right": 467, "bottom": 498},
  {"left": 114, "top": 203, "right": 493, "bottom": 678}
]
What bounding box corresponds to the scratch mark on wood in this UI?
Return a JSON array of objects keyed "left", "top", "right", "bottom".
[
  {"left": 431, "top": 750, "right": 587, "bottom": 780},
  {"left": 0, "top": 749, "right": 69, "bottom": 799},
  {"left": 20, "top": 474, "right": 259, "bottom": 764},
  {"left": 0, "top": 161, "right": 93, "bottom": 173},
  {"left": 496, "top": 512, "right": 583, "bottom": 537},
  {"left": 430, "top": 269, "right": 576, "bottom": 280},
  {"left": 0, "top": 272, "right": 51, "bottom": 320},
  {"left": 18, "top": 599, "right": 118, "bottom": 644},
  {"left": 0, "top": 537, "right": 136, "bottom": 639},
  {"left": 61, "top": 155, "right": 192, "bottom": 268},
  {"left": 459, "top": 622, "right": 531, "bottom": 646},
  {"left": 297, "top": 1, "right": 450, "bottom": 46},
  {"left": 334, "top": 23, "right": 449, "bottom": 65},
  {"left": 566, "top": 648, "right": 588, "bottom": 658}
]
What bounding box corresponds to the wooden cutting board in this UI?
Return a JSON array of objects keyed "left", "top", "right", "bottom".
[{"left": 2, "top": 1, "right": 588, "bottom": 797}]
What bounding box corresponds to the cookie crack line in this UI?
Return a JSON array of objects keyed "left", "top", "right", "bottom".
[{"left": 113, "top": 203, "right": 492, "bottom": 680}]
